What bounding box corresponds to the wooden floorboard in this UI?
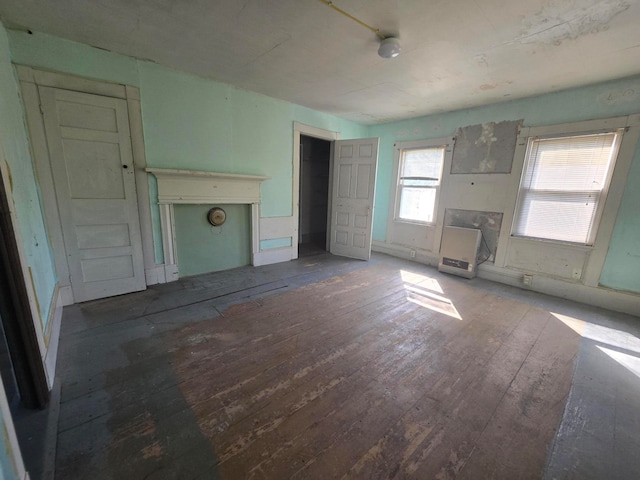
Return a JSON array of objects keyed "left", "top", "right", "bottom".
[{"left": 53, "top": 253, "right": 634, "bottom": 479}]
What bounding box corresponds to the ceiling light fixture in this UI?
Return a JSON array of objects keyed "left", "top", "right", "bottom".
[
  {"left": 318, "top": 0, "right": 402, "bottom": 59},
  {"left": 378, "top": 37, "right": 402, "bottom": 58}
]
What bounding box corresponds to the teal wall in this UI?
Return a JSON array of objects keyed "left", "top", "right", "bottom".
[
  {"left": 599, "top": 143, "right": 640, "bottom": 292},
  {"left": 370, "top": 76, "right": 640, "bottom": 293},
  {"left": 8, "top": 30, "right": 368, "bottom": 270},
  {"left": 0, "top": 25, "right": 57, "bottom": 329},
  {"left": 0, "top": 23, "right": 51, "bottom": 480},
  {"left": 6, "top": 29, "right": 639, "bottom": 288},
  {"left": 173, "top": 204, "right": 251, "bottom": 277},
  {"left": 0, "top": 413, "right": 18, "bottom": 480}
]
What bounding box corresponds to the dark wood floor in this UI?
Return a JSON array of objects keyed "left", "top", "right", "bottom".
[{"left": 51, "top": 253, "right": 640, "bottom": 479}]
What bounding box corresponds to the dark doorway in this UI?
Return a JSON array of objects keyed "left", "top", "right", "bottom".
[{"left": 299, "top": 135, "right": 331, "bottom": 257}]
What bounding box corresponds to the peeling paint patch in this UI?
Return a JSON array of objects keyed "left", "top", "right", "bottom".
[
  {"left": 452, "top": 120, "right": 522, "bottom": 173},
  {"left": 519, "top": 0, "right": 630, "bottom": 45}
]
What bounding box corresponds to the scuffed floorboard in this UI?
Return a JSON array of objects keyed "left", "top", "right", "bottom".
[{"left": 53, "top": 253, "right": 638, "bottom": 479}]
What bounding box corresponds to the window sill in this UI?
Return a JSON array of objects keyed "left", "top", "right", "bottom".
[
  {"left": 509, "top": 235, "right": 594, "bottom": 251},
  {"left": 394, "top": 218, "right": 436, "bottom": 227}
]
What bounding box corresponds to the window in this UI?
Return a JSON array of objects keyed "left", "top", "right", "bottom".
[
  {"left": 512, "top": 129, "right": 622, "bottom": 245},
  {"left": 395, "top": 145, "right": 446, "bottom": 224}
]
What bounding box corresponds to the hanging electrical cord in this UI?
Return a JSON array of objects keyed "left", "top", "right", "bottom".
[
  {"left": 317, "top": 0, "right": 386, "bottom": 39},
  {"left": 476, "top": 227, "right": 492, "bottom": 266},
  {"left": 318, "top": 0, "right": 402, "bottom": 58}
]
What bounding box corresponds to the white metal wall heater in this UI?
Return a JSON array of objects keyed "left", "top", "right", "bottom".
[{"left": 438, "top": 226, "right": 483, "bottom": 279}]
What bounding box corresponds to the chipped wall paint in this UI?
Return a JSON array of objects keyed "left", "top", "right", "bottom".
[
  {"left": 7, "top": 29, "right": 368, "bottom": 269},
  {"left": 452, "top": 120, "right": 521, "bottom": 173}
]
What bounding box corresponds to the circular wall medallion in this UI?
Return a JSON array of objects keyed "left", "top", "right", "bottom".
[{"left": 207, "top": 207, "right": 227, "bottom": 226}]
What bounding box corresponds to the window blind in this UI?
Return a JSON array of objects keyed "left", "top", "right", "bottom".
[{"left": 513, "top": 131, "right": 620, "bottom": 244}]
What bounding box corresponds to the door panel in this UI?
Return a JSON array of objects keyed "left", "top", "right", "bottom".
[
  {"left": 329, "top": 138, "right": 379, "bottom": 260},
  {"left": 40, "top": 87, "right": 145, "bottom": 302}
]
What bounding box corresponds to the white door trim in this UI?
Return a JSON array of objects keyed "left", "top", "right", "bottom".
[
  {"left": 17, "top": 65, "right": 156, "bottom": 303},
  {"left": 292, "top": 122, "right": 340, "bottom": 260}
]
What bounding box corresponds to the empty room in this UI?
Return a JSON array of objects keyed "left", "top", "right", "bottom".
[{"left": 0, "top": 0, "right": 639, "bottom": 479}]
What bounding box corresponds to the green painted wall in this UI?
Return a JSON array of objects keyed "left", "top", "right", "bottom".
[
  {"left": 10, "top": 29, "right": 637, "bottom": 293},
  {"left": 0, "top": 25, "right": 57, "bottom": 329},
  {"left": 0, "top": 23, "right": 53, "bottom": 480},
  {"left": 600, "top": 142, "right": 640, "bottom": 292},
  {"left": 173, "top": 204, "right": 251, "bottom": 276},
  {"left": 370, "top": 76, "right": 640, "bottom": 293},
  {"left": 7, "top": 29, "right": 368, "bottom": 269},
  {"left": 0, "top": 412, "right": 18, "bottom": 480}
]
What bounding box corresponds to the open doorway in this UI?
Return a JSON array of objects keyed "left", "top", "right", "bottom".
[{"left": 298, "top": 135, "right": 331, "bottom": 257}]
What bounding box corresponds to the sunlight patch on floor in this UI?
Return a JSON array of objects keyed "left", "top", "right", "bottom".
[
  {"left": 597, "top": 346, "right": 640, "bottom": 380},
  {"left": 404, "top": 285, "right": 461, "bottom": 320},
  {"left": 551, "top": 313, "right": 640, "bottom": 355},
  {"left": 400, "top": 270, "right": 444, "bottom": 294}
]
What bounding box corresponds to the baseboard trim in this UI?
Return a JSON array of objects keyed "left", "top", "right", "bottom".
[
  {"left": 43, "top": 286, "right": 63, "bottom": 389},
  {"left": 164, "top": 264, "right": 179, "bottom": 283},
  {"left": 373, "top": 240, "right": 639, "bottom": 317},
  {"left": 254, "top": 247, "right": 293, "bottom": 267},
  {"left": 58, "top": 285, "right": 73, "bottom": 306},
  {"left": 372, "top": 241, "right": 439, "bottom": 267},
  {"left": 145, "top": 265, "right": 166, "bottom": 285}
]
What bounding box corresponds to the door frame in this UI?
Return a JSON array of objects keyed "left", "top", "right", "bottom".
[
  {"left": 292, "top": 122, "right": 340, "bottom": 260},
  {"left": 17, "top": 66, "right": 156, "bottom": 304},
  {"left": 0, "top": 161, "right": 49, "bottom": 409}
]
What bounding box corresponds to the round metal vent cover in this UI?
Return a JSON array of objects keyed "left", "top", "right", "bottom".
[{"left": 207, "top": 207, "right": 227, "bottom": 226}]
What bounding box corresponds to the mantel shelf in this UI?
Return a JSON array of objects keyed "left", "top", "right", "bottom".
[
  {"left": 146, "top": 167, "right": 269, "bottom": 205},
  {"left": 145, "top": 168, "right": 269, "bottom": 183}
]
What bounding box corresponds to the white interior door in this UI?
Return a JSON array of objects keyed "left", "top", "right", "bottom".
[
  {"left": 329, "top": 138, "right": 379, "bottom": 260},
  {"left": 39, "top": 86, "right": 146, "bottom": 302}
]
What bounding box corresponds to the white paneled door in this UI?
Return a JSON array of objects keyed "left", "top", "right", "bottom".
[
  {"left": 39, "top": 87, "right": 145, "bottom": 302},
  {"left": 329, "top": 138, "right": 379, "bottom": 260}
]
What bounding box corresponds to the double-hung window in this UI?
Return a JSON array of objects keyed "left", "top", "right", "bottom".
[
  {"left": 395, "top": 142, "right": 447, "bottom": 224},
  {"left": 512, "top": 129, "right": 622, "bottom": 245}
]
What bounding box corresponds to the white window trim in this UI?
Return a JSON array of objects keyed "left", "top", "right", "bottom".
[
  {"left": 388, "top": 137, "right": 455, "bottom": 229},
  {"left": 497, "top": 114, "right": 640, "bottom": 287},
  {"left": 511, "top": 128, "right": 624, "bottom": 246}
]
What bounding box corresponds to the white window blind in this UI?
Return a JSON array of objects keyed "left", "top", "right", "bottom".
[
  {"left": 513, "top": 131, "right": 621, "bottom": 244},
  {"left": 397, "top": 147, "right": 444, "bottom": 223}
]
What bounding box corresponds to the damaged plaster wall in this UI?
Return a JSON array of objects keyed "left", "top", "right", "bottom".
[
  {"left": 452, "top": 120, "right": 522, "bottom": 173},
  {"left": 370, "top": 74, "right": 640, "bottom": 295}
]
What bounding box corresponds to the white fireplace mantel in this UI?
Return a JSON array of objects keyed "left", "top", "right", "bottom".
[{"left": 146, "top": 168, "right": 269, "bottom": 281}]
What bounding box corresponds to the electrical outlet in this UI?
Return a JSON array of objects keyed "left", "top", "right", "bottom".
[
  {"left": 410, "top": 249, "right": 416, "bottom": 258},
  {"left": 572, "top": 268, "right": 582, "bottom": 280},
  {"left": 523, "top": 274, "right": 533, "bottom": 286}
]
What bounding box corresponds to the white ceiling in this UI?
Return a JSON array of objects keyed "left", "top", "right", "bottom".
[{"left": 1, "top": 0, "right": 639, "bottom": 124}]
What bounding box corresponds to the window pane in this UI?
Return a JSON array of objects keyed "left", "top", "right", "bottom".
[
  {"left": 513, "top": 131, "right": 619, "bottom": 244},
  {"left": 515, "top": 191, "right": 599, "bottom": 243},
  {"left": 402, "top": 148, "right": 444, "bottom": 179},
  {"left": 399, "top": 187, "right": 436, "bottom": 223},
  {"left": 524, "top": 133, "right": 616, "bottom": 192}
]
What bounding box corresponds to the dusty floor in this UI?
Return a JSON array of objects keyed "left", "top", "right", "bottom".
[{"left": 35, "top": 253, "right": 640, "bottom": 478}]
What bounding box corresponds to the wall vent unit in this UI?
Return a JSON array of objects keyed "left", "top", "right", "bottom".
[{"left": 438, "top": 226, "right": 482, "bottom": 279}]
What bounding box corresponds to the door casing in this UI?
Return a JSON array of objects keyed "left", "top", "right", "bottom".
[{"left": 17, "top": 66, "right": 156, "bottom": 304}]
